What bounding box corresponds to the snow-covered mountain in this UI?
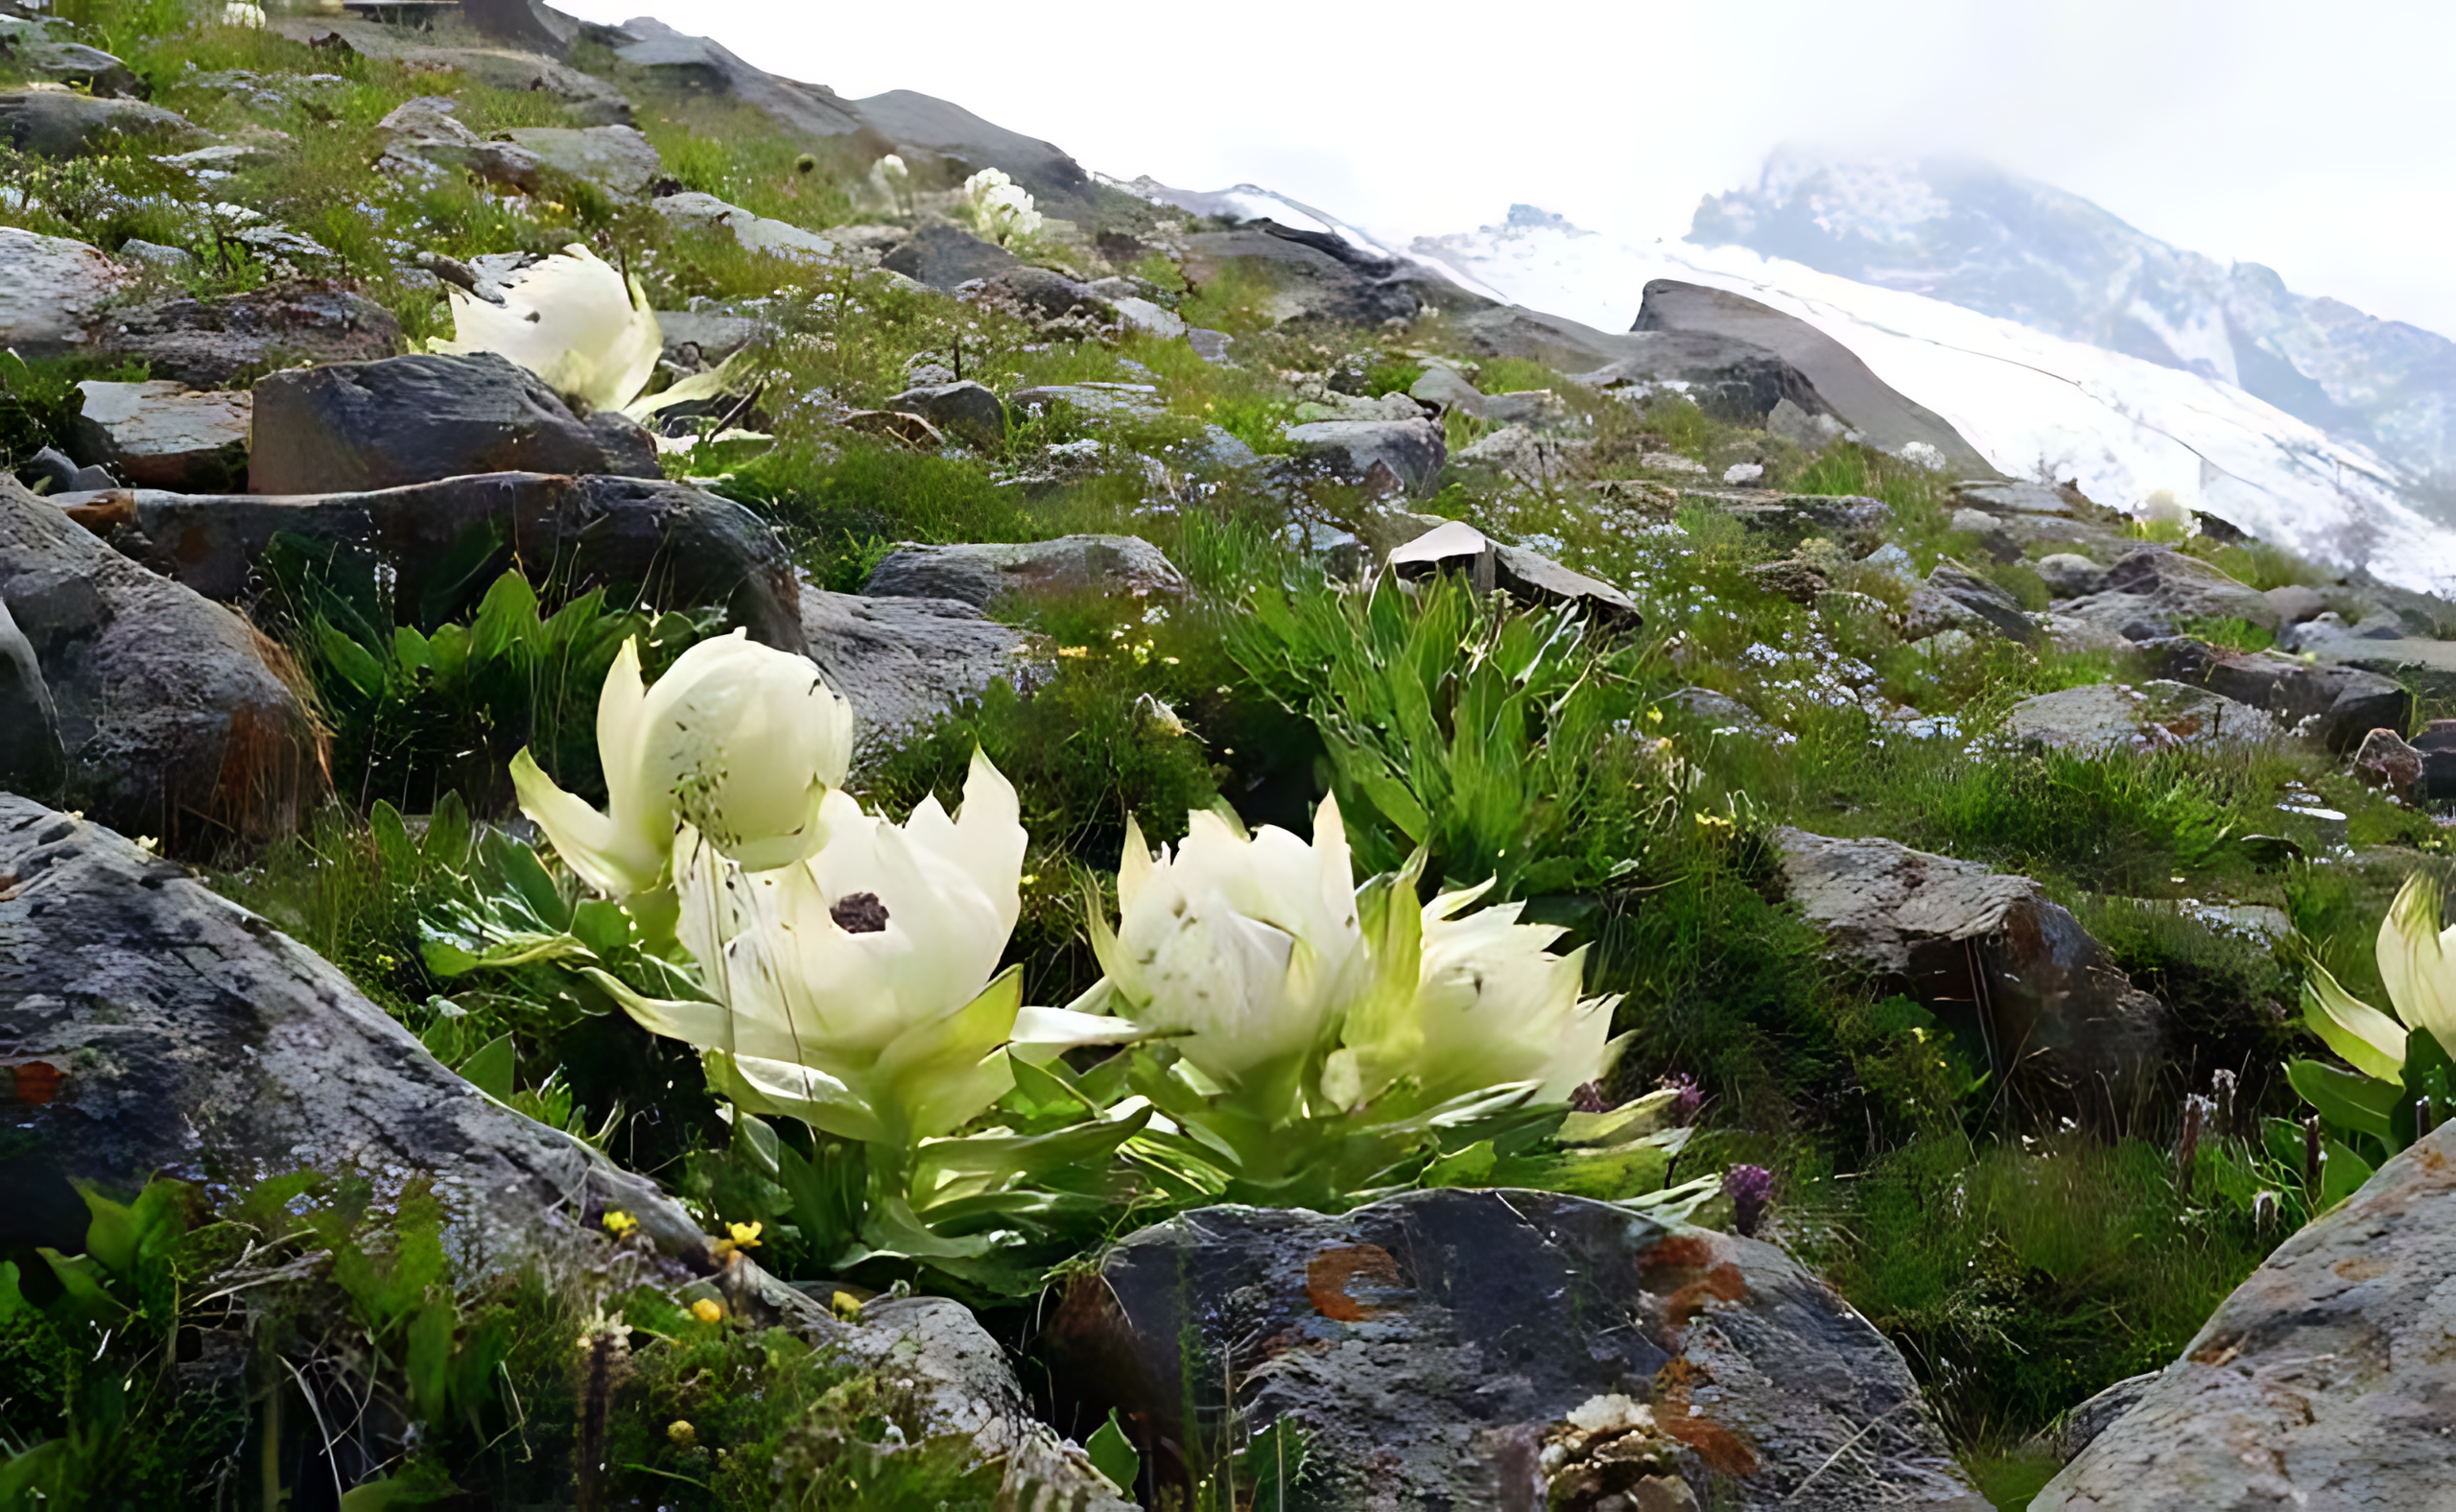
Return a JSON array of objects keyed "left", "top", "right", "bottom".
[
  {"left": 1406, "top": 209, "right": 2456, "bottom": 595},
  {"left": 1690, "top": 151, "right": 2456, "bottom": 494}
]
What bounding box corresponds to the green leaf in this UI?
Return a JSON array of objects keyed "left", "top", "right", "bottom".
[
  {"left": 35, "top": 1250, "right": 129, "bottom": 1328},
  {"left": 338, "top": 1473, "right": 451, "bottom": 1510},
  {"left": 1423, "top": 1139, "right": 1497, "bottom": 1188},
  {"left": 458, "top": 1035, "right": 516, "bottom": 1101},
  {"left": 2321, "top": 1137, "right": 2375, "bottom": 1208},
  {"left": 569, "top": 898, "right": 629, "bottom": 958},
  {"left": 1240, "top": 1419, "right": 1310, "bottom": 1512},
  {"left": 1085, "top": 1409, "right": 1140, "bottom": 1495},
  {"left": 317, "top": 619, "right": 390, "bottom": 697},
  {"left": 2302, "top": 963, "right": 2408, "bottom": 1083},
  {"left": 403, "top": 1298, "right": 458, "bottom": 1425},
  {"left": 2288, "top": 1057, "right": 2401, "bottom": 1143}
]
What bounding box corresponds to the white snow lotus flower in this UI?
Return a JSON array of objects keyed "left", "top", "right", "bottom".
[
  {"left": 511, "top": 631, "right": 853, "bottom": 900},
  {"left": 1328, "top": 881, "right": 1622, "bottom": 1109},
  {"left": 2303, "top": 871, "right": 2456, "bottom": 1081},
  {"left": 429, "top": 244, "right": 742, "bottom": 422},
  {"left": 1087, "top": 795, "right": 1367, "bottom": 1090},
  {"left": 605, "top": 750, "right": 1036, "bottom": 1144},
  {"left": 960, "top": 168, "right": 1043, "bottom": 247},
  {"left": 870, "top": 153, "right": 911, "bottom": 212},
  {"left": 221, "top": 2, "right": 266, "bottom": 26}
]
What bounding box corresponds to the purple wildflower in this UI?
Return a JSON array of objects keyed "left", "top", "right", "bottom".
[
  {"left": 1725, "top": 1164, "right": 1774, "bottom": 1237},
  {"left": 1659, "top": 1073, "right": 1703, "bottom": 1126}
]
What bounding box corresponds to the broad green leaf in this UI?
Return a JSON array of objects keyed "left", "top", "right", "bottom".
[
  {"left": 403, "top": 1298, "right": 458, "bottom": 1425},
  {"left": 2289, "top": 1057, "right": 2400, "bottom": 1143},
  {"left": 1423, "top": 1139, "right": 1497, "bottom": 1188},
  {"left": 317, "top": 620, "right": 389, "bottom": 697},
  {"left": 458, "top": 1035, "right": 516, "bottom": 1101},
  {"left": 35, "top": 1249, "right": 129, "bottom": 1328},
  {"left": 1085, "top": 1410, "right": 1140, "bottom": 1495},
  {"left": 2321, "top": 1137, "right": 2375, "bottom": 1208},
  {"left": 2302, "top": 963, "right": 2407, "bottom": 1082}
]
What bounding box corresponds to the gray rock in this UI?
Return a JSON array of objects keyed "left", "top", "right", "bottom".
[
  {"left": 1007, "top": 382, "right": 1163, "bottom": 422},
  {"left": 100, "top": 280, "right": 403, "bottom": 388},
  {"left": 1686, "top": 490, "right": 1896, "bottom": 552},
  {"left": 975, "top": 266, "right": 1106, "bottom": 322},
  {"left": 0, "top": 591, "right": 62, "bottom": 797},
  {"left": 4, "top": 35, "right": 136, "bottom": 95},
  {"left": 248, "top": 352, "right": 660, "bottom": 494},
  {"left": 878, "top": 221, "right": 1017, "bottom": 289},
  {"left": 1902, "top": 557, "right": 2043, "bottom": 644},
  {"left": 2414, "top": 719, "right": 2456, "bottom": 802},
  {"left": 1185, "top": 326, "right": 1233, "bottom": 363},
  {"left": 0, "top": 791, "right": 712, "bottom": 1261},
  {"left": 1774, "top": 826, "right": 2171, "bottom": 1127},
  {"left": 1408, "top": 363, "right": 1484, "bottom": 412},
  {"left": 2351, "top": 725, "right": 2424, "bottom": 800},
  {"left": 102, "top": 472, "right": 805, "bottom": 652},
  {"left": 117, "top": 238, "right": 194, "bottom": 272},
  {"left": 1110, "top": 295, "right": 1183, "bottom": 339},
  {"left": 1482, "top": 388, "right": 1567, "bottom": 427},
  {"left": 2059, "top": 548, "right": 2279, "bottom": 640},
  {"left": 799, "top": 588, "right": 1029, "bottom": 759},
  {"left": 1634, "top": 280, "right": 1997, "bottom": 475},
  {"left": 459, "top": 0, "right": 579, "bottom": 56},
  {"left": 0, "top": 227, "right": 126, "bottom": 358},
  {"left": 1453, "top": 304, "right": 1807, "bottom": 423},
  {"left": 68, "top": 380, "right": 250, "bottom": 492},
  {"left": 269, "top": 19, "right": 631, "bottom": 122},
  {"left": 2034, "top": 552, "right": 2109, "bottom": 598},
  {"left": 499, "top": 124, "right": 661, "bottom": 195},
  {"left": 1179, "top": 220, "right": 1476, "bottom": 330},
  {"left": 1766, "top": 393, "right": 1847, "bottom": 447},
  {"left": 2149, "top": 638, "right": 2411, "bottom": 752},
  {"left": 884, "top": 380, "right": 1005, "bottom": 450},
  {"left": 2004, "top": 680, "right": 2280, "bottom": 756},
  {"left": 864, "top": 534, "right": 1186, "bottom": 609},
  {"left": 2264, "top": 582, "right": 2327, "bottom": 624},
  {"left": 656, "top": 309, "right": 763, "bottom": 366},
  {"left": 608, "top": 15, "right": 862, "bottom": 134},
  {"left": 848, "top": 86, "right": 1106, "bottom": 224},
  {"left": 2281, "top": 616, "right": 2456, "bottom": 701},
  {"left": 2036, "top": 1373, "right": 2159, "bottom": 1465},
  {"left": 0, "top": 90, "right": 201, "bottom": 156},
  {"left": 0, "top": 477, "right": 316, "bottom": 851},
  {"left": 1284, "top": 416, "right": 1447, "bottom": 496},
  {"left": 1669, "top": 686, "right": 1783, "bottom": 742},
  {"left": 2036, "top": 1120, "right": 2456, "bottom": 1510},
  {"left": 653, "top": 191, "right": 838, "bottom": 261},
  {"left": 376, "top": 95, "right": 549, "bottom": 192},
  {"left": 1384, "top": 518, "right": 1641, "bottom": 629},
  {"left": 1041, "top": 1189, "right": 1983, "bottom": 1511}
]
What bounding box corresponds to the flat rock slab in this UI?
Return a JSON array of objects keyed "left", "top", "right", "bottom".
[
  {"left": 87, "top": 471, "right": 805, "bottom": 652},
  {"left": 800, "top": 587, "right": 1029, "bottom": 759},
  {"left": 0, "top": 226, "right": 127, "bottom": 357},
  {"left": 2004, "top": 679, "right": 2279, "bottom": 756},
  {"left": 1774, "top": 827, "right": 2169, "bottom": 1125},
  {"left": 0, "top": 477, "right": 313, "bottom": 852},
  {"left": 99, "top": 279, "right": 403, "bottom": 388},
  {"left": 499, "top": 123, "right": 660, "bottom": 194},
  {"left": 71, "top": 379, "right": 250, "bottom": 491},
  {"left": 863, "top": 533, "right": 1186, "bottom": 609},
  {"left": 1902, "top": 557, "right": 2042, "bottom": 644},
  {"left": 2059, "top": 547, "right": 2279, "bottom": 641},
  {"left": 2286, "top": 618, "right": 2456, "bottom": 702},
  {"left": 2148, "top": 638, "right": 2409, "bottom": 752},
  {"left": 653, "top": 191, "right": 838, "bottom": 261},
  {"left": 248, "top": 351, "right": 659, "bottom": 493},
  {"left": 2036, "top": 1120, "right": 2456, "bottom": 1510},
  {"left": 0, "top": 793, "right": 713, "bottom": 1262},
  {"left": 1042, "top": 1189, "right": 1982, "bottom": 1511}
]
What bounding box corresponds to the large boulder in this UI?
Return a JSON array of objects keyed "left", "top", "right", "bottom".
[
  {"left": 99, "top": 280, "right": 404, "bottom": 387},
  {"left": 1773, "top": 827, "right": 2171, "bottom": 1126},
  {"left": 1446, "top": 304, "right": 1816, "bottom": 425},
  {"left": 68, "top": 379, "right": 250, "bottom": 491},
  {"left": 800, "top": 587, "right": 1029, "bottom": 759},
  {"left": 2058, "top": 547, "right": 2280, "bottom": 641},
  {"left": 882, "top": 380, "right": 1006, "bottom": 450},
  {"left": 375, "top": 95, "right": 551, "bottom": 193},
  {"left": 2149, "top": 637, "right": 2411, "bottom": 751},
  {"left": 2035, "top": 1119, "right": 2456, "bottom": 1510},
  {"left": 2283, "top": 615, "right": 2456, "bottom": 702},
  {"left": 0, "top": 90, "right": 201, "bottom": 156},
  {"left": 499, "top": 124, "right": 662, "bottom": 196},
  {"left": 1041, "top": 1188, "right": 1984, "bottom": 1511},
  {"left": 1633, "top": 281, "right": 1998, "bottom": 475},
  {"left": 0, "top": 227, "right": 127, "bottom": 358},
  {"left": 608, "top": 15, "right": 867, "bottom": 136},
  {"left": 247, "top": 352, "right": 660, "bottom": 494},
  {"left": 1901, "top": 557, "right": 2043, "bottom": 644},
  {"left": 653, "top": 191, "right": 840, "bottom": 262},
  {"left": 0, "top": 25, "right": 134, "bottom": 96},
  {"left": 1284, "top": 416, "right": 1448, "bottom": 496},
  {"left": 863, "top": 533, "right": 1186, "bottom": 609},
  {"left": 0, "top": 477, "right": 315, "bottom": 851},
  {"left": 1179, "top": 220, "right": 1476, "bottom": 329},
  {"left": 0, "top": 791, "right": 1129, "bottom": 1504},
  {"left": 86, "top": 471, "right": 805, "bottom": 651},
  {"left": 878, "top": 221, "right": 1019, "bottom": 289},
  {"left": 269, "top": 19, "right": 630, "bottom": 123},
  {"left": 2003, "top": 679, "right": 2281, "bottom": 757},
  {"left": 0, "top": 592, "right": 62, "bottom": 795}
]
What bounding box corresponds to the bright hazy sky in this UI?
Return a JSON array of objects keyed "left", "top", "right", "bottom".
[{"left": 555, "top": 0, "right": 2456, "bottom": 338}]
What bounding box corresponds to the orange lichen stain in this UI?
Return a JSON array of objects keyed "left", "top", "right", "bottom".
[
  {"left": 1306, "top": 1243, "right": 1402, "bottom": 1323},
  {"left": 9, "top": 1061, "right": 62, "bottom": 1105},
  {"left": 1644, "top": 1235, "right": 1717, "bottom": 1272},
  {"left": 2189, "top": 1335, "right": 2245, "bottom": 1367},
  {"left": 2334, "top": 1257, "right": 2391, "bottom": 1282},
  {"left": 1651, "top": 1358, "right": 1760, "bottom": 1477},
  {"left": 2419, "top": 1145, "right": 2449, "bottom": 1173},
  {"left": 1665, "top": 1263, "right": 1748, "bottom": 1327}
]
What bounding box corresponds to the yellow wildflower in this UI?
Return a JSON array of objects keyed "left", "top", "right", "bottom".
[
  {"left": 830, "top": 1289, "right": 864, "bottom": 1322},
  {"left": 690, "top": 1298, "right": 724, "bottom": 1325},
  {"left": 727, "top": 1220, "right": 764, "bottom": 1250},
  {"left": 668, "top": 1420, "right": 697, "bottom": 1449},
  {"left": 601, "top": 1210, "right": 638, "bottom": 1237}
]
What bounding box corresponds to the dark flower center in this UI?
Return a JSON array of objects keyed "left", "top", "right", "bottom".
[{"left": 830, "top": 891, "right": 889, "bottom": 933}]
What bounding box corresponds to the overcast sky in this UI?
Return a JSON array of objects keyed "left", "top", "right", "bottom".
[{"left": 555, "top": 0, "right": 2456, "bottom": 337}]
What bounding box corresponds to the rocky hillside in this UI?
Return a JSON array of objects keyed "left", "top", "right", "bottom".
[{"left": 6, "top": 2, "right": 2456, "bottom": 1510}]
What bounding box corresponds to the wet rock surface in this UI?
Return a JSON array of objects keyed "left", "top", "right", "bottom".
[
  {"left": 2036, "top": 1120, "right": 2456, "bottom": 1510},
  {"left": 1774, "top": 827, "right": 2171, "bottom": 1125},
  {"left": 0, "top": 476, "right": 315, "bottom": 851},
  {"left": 1042, "top": 1188, "right": 1983, "bottom": 1511}
]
